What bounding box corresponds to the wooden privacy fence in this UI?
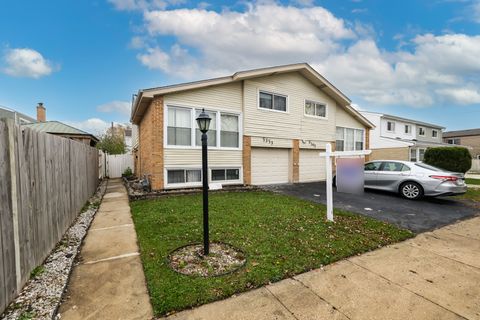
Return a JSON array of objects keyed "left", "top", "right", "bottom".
[{"left": 0, "top": 119, "right": 99, "bottom": 314}]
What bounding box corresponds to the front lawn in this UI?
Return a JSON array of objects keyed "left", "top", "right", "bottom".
[
  {"left": 465, "top": 178, "right": 480, "bottom": 185},
  {"left": 131, "top": 191, "right": 412, "bottom": 316}
]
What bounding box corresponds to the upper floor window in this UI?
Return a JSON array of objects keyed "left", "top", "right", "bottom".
[
  {"left": 419, "top": 127, "right": 425, "bottom": 136},
  {"left": 405, "top": 124, "right": 411, "bottom": 134},
  {"left": 259, "top": 91, "right": 287, "bottom": 112},
  {"left": 336, "top": 127, "right": 365, "bottom": 151},
  {"left": 447, "top": 138, "right": 460, "bottom": 145},
  {"left": 167, "top": 107, "right": 191, "bottom": 146},
  {"left": 432, "top": 130, "right": 438, "bottom": 138},
  {"left": 304, "top": 100, "right": 326, "bottom": 118},
  {"left": 167, "top": 106, "right": 240, "bottom": 148},
  {"left": 387, "top": 121, "right": 395, "bottom": 132}
]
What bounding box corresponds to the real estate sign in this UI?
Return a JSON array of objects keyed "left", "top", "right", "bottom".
[{"left": 336, "top": 157, "right": 364, "bottom": 194}]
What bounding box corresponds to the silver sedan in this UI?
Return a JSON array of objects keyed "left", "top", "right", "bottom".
[{"left": 362, "top": 160, "right": 467, "bottom": 199}]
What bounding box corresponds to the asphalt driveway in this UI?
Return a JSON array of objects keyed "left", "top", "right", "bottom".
[{"left": 263, "top": 182, "right": 479, "bottom": 233}]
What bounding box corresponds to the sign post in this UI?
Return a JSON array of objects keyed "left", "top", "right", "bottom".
[{"left": 319, "top": 143, "right": 371, "bottom": 222}]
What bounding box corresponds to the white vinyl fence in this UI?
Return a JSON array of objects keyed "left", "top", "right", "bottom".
[
  {"left": 470, "top": 159, "right": 480, "bottom": 173},
  {"left": 106, "top": 153, "right": 134, "bottom": 178}
]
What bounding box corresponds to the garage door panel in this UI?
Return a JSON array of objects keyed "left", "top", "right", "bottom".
[
  {"left": 299, "top": 149, "right": 326, "bottom": 182},
  {"left": 252, "top": 148, "right": 289, "bottom": 185}
]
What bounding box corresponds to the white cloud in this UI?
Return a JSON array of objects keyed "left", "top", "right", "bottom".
[
  {"left": 129, "top": 2, "right": 480, "bottom": 108},
  {"left": 64, "top": 118, "right": 111, "bottom": 136},
  {"left": 2, "top": 48, "right": 55, "bottom": 78},
  {"left": 97, "top": 100, "right": 132, "bottom": 116}
]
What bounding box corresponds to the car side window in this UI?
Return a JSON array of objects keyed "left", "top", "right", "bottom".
[
  {"left": 365, "top": 162, "right": 381, "bottom": 171},
  {"left": 380, "top": 162, "right": 404, "bottom": 172}
]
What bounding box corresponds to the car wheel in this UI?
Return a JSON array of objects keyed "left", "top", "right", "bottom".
[{"left": 400, "top": 182, "right": 423, "bottom": 200}]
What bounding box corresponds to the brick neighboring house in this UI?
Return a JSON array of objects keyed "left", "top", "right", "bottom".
[
  {"left": 444, "top": 129, "right": 480, "bottom": 159},
  {"left": 130, "top": 63, "right": 374, "bottom": 190}
]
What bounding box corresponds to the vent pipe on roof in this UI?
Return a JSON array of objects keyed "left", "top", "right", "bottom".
[{"left": 37, "top": 102, "right": 46, "bottom": 122}]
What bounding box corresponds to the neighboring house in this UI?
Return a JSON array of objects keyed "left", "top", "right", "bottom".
[
  {"left": 443, "top": 129, "right": 480, "bottom": 159},
  {"left": 23, "top": 104, "right": 99, "bottom": 146},
  {"left": 360, "top": 111, "right": 447, "bottom": 162},
  {"left": 130, "top": 63, "right": 374, "bottom": 190},
  {"left": 0, "top": 105, "right": 36, "bottom": 125}
]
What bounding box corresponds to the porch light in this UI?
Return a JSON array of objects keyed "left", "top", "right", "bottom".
[{"left": 196, "top": 109, "right": 211, "bottom": 133}]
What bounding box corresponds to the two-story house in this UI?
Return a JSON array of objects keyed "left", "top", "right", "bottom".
[
  {"left": 444, "top": 129, "right": 480, "bottom": 159},
  {"left": 131, "top": 63, "right": 374, "bottom": 190},
  {"left": 359, "top": 111, "right": 447, "bottom": 162}
]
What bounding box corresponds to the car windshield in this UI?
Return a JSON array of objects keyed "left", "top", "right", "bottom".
[{"left": 414, "top": 163, "right": 444, "bottom": 172}]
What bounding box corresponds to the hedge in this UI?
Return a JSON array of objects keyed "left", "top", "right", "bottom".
[{"left": 423, "top": 147, "right": 472, "bottom": 173}]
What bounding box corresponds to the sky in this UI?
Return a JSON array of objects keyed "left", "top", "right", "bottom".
[{"left": 1, "top": 0, "right": 480, "bottom": 134}]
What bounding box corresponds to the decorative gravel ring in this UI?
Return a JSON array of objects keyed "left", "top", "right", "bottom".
[{"left": 168, "top": 242, "right": 247, "bottom": 278}]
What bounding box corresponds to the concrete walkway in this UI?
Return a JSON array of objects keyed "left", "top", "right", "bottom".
[
  {"left": 58, "top": 179, "right": 153, "bottom": 320},
  {"left": 166, "top": 217, "right": 480, "bottom": 320}
]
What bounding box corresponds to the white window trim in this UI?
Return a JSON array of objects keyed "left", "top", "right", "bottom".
[
  {"left": 432, "top": 129, "right": 438, "bottom": 138},
  {"left": 386, "top": 121, "right": 395, "bottom": 132},
  {"left": 164, "top": 165, "right": 243, "bottom": 189},
  {"left": 164, "top": 103, "right": 243, "bottom": 150},
  {"left": 418, "top": 127, "right": 426, "bottom": 136},
  {"left": 335, "top": 126, "right": 365, "bottom": 152},
  {"left": 257, "top": 89, "right": 289, "bottom": 114},
  {"left": 303, "top": 99, "right": 328, "bottom": 120}
]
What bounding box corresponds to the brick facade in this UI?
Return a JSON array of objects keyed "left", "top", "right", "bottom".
[
  {"left": 138, "top": 96, "right": 164, "bottom": 190},
  {"left": 242, "top": 135, "right": 251, "bottom": 185},
  {"left": 292, "top": 139, "right": 299, "bottom": 182}
]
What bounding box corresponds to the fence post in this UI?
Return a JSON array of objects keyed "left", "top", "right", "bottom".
[{"left": 5, "top": 119, "right": 21, "bottom": 291}]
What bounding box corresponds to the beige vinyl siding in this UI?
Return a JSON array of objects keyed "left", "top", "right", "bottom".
[
  {"left": 164, "top": 149, "right": 242, "bottom": 167},
  {"left": 164, "top": 82, "right": 242, "bottom": 113},
  {"left": 299, "top": 149, "right": 326, "bottom": 182},
  {"left": 243, "top": 72, "right": 338, "bottom": 142},
  {"left": 335, "top": 105, "right": 364, "bottom": 129}
]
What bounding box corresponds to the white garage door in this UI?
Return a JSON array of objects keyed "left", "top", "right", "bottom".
[
  {"left": 251, "top": 148, "right": 289, "bottom": 185},
  {"left": 299, "top": 149, "right": 326, "bottom": 182}
]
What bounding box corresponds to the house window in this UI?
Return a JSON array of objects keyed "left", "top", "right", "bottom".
[
  {"left": 336, "top": 127, "right": 365, "bottom": 151},
  {"left": 167, "top": 169, "right": 202, "bottom": 184},
  {"left": 304, "top": 100, "right": 326, "bottom": 118},
  {"left": 419, "top": 127, "right": 425, "bottom": 136},
  {"left": 447, "top": 138, "right": 460, "bottom": 145},
  {"left": 410, "top": 148, "right": 417, "bottom": 162},
  {"left": 259, "top": 91, "right": 287, "bottom": 112},
  {"left": 195, "top": 110, "right": 216, "bottom": 147},
  {"left": 387, "top": 121, "right": 395, "bottom": 132},
  {"left": 167, "top": 107, "right": 192, "bottom": 146},
  {"left": 220, "top": 114, "right": 239, "bottom": 148},
  {"left": 211, "top": 168, "right": 240, "bottom": 181},
  {"left": 405, "top": 125, "right": 411, "bottom": 134},
  {"left": 432, "top": 130, "right": 438, "bottom": 138}
]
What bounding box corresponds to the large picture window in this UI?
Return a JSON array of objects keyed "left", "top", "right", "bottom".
[
  {"left": 167, "top": 107, "right": 191, "bottom": 146},
  {"left": 259, "top": 91, "right": 287, "bottom": 112},
  {"left": 195, "top": 110, "right": 216, "bottom": 147},
  {"left": 166, "top": 106, "right": 240, "bottom": 149},
  {"left": 336, "top": 127, "right": 364, "bottom": 151},
  {"left": 220, "top": 114, "right": 239, "bottom": 148}
]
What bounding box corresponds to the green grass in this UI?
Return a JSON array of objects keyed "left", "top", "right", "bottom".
[
  {"left": 465, "top": 178, "right": 480, "bottom": 185},
  {"left": 131, "top": 191, "right": 413, "bottom": 316}
]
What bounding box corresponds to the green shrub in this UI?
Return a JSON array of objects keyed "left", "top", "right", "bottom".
[
  {"left": 423, "top": 147, "right": 472, "bottom": 173},
  {"left": 122, "top": 167, "right": 133, "bottom": 177}
]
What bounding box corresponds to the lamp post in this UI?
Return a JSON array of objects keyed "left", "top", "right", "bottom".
[{"left": 196, "top": 109, "right": 212, "bottom": 256}]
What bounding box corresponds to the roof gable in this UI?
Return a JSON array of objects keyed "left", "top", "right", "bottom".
[{"left": 131, "top": 63, "right": 373, "bottom": 128}]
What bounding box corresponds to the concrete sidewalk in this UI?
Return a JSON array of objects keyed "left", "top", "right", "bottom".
[
  {"left": 166, "top": 217, "right": 480, "bottom": 320},
  {"left": 58, "top": 179, "right": 153, "bottom": 320}
]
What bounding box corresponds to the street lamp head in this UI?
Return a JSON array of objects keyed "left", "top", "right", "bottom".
[{"left": 196, "top": 108, "right": 211, "bottom": 133}]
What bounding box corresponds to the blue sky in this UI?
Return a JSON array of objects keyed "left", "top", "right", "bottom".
[{"left": 1, "top": 0, "right": 479, "bottom": 134}]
